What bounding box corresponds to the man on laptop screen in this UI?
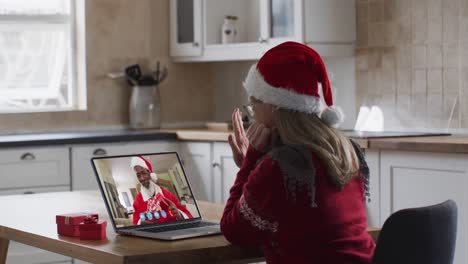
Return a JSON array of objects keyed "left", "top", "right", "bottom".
[
  {"left": 93, "top": 152, "right": 219, "bottom": 240},
  {"left": 130, "top": 156, "right": 193, "bottom": 225},
  {"left": 93, "top": 153, "right": 201, "bottom": 229}
]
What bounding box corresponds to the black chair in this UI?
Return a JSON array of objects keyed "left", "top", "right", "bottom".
[{"left": 372, "top": 200, "right": 458, "bottom": 264}]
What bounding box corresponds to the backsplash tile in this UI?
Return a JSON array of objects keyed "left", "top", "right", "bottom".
[
  {"left": 427, "top": 45, "right": 443, "bottom": 68},
  {"left": 357, "top": 0, "right": 467, "bottom": 130},
  {"left": 427, "top": 69, "right": 443, "bottom": 93}
]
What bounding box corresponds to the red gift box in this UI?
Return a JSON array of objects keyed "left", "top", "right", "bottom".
[
  {"left": 56, "top": 213, "right": 99, "bottom": 237},
  {"left": 79, "top": 220, "right": 107, "bottom": 240}
]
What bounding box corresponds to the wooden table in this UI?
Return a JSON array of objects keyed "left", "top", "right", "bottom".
[{"left": 0, "top": 191, "right": 380, "bottom": 263}]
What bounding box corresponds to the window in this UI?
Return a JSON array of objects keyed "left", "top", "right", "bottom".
[{"left": 0, "top": 0, "right": 85, "bottom": 113}]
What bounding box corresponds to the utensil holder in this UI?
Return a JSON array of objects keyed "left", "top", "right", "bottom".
[{"left": 129, "top": 85, "right": 161, "bottom": 129}]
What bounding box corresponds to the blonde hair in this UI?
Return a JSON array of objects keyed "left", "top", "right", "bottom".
[{"left": 273, "top": 108, "right": 359, "bottom": 187}]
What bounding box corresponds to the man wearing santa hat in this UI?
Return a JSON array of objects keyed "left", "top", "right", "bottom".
[{"left": 131, "top": 155, "right": 192, "bottom": 225}]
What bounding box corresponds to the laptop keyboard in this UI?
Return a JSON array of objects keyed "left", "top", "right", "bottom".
[{"left": 141, "top": 221, "right": 218, "bottom": 233}]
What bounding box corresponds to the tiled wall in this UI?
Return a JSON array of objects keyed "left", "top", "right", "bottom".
[
  {"left": 0, "top": 0, "right": 214, "bottom": 133},
  {"left": 356, "top": 0, "right": 468, "bottom": 130}
]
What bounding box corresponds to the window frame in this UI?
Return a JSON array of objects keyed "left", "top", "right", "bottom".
[{"left": 0, "top": 0, "right": 86, "bottom": 113}]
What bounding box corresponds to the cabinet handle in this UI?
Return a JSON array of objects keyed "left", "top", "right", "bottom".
[
  {"left": 23, "top": 191, "right": 35, "bottom": 195},
  {"left": 212, "top": 162, "right": 220, "bottom": 168},
  {"left": 258, "top": 38, "right": 268, "bottom": 44},
  {"left": 93, "top": 148, "right": 107, "bottom": 156},
  {"left": 20, "top": 152, "right": 36, "bottom": 161},
  {"left": 193, "top": 42, "right": 199, "bottom": 47}
]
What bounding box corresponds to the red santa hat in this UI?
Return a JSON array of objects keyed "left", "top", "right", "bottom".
[
  {"left": 243, "top": 41, "right": 344, "bottom": 128},
  {"left": 131, "top": 156, "right": 158, "bottom": 182}
]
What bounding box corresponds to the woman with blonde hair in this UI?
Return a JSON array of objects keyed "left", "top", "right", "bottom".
[{"left": 221, "top": 41, "right": 375, "bottom": 263}]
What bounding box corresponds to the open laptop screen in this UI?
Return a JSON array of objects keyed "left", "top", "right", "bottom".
[{"left": 92, "top": 152, "right": 201, "bottom": 229}]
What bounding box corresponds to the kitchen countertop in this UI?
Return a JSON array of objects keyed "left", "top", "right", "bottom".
[
  {"left": 163, "top": 128, "right": 373, "bottom": 147},
  {"left": 1, "top": 128, "right": 468, "bottom": 154},
  {"left": 369, "top": 135, "right": 468, "bottom": 154},
  {"left": 0, "top": 129, "right": 177, "bottom": 148}
]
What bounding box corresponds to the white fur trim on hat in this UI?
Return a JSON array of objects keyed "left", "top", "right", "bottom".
[
  {"left": 243, "top": 65, "right": 322, "bottom": 114},
  {"left": 131, "top": 157, "right": 158, "bottom": 182},
  {"left": 320, "top": 106, "right": 345, "bottom": 128},
  {"left": 131, "top": 156, "right": 148, "bottom": 170}
]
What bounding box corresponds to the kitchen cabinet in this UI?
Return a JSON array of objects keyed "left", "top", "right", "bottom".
[
  {"left": 7, "top": 241, "right": 70, "bottom": 264},
  {"left": 71, "top": 141, "right": 178, "bottom": 191},
  {"left": 0, "top": 146, "right": 70, "bottom": 191},
  {"left": 169, "top": 0, "right": 203, "bottom": 57},
  {"left": 212, "top": 142, "right": 238, "bottom": 204},
  {"left": 0, "top": 147, "right": 72, "bottom": 264},
  {"left": 170, "top": 0, "right": 306, "bottom": 61},
  {"left": 380, "top": 150, "right": 468, "bottom": 264},
  {"left": 179, "top": 142, "right": 238, "bottom": 204},
  {"left": 179, "top": 142, "right": 213, "bottom": 202},
  {"left": 364, "top": 149, "right": 380, "bottom": 228},
  {"left": 6, "top": 186, "right": 71, "bottom": 264}
]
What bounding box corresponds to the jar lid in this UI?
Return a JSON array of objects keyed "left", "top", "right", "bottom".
[{"left": 225, "top": 15, "right": 238, "bottom": 20}]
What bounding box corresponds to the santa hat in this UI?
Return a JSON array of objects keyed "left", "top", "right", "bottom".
[
  {"left": 243, "top": 41, "right": 344, "bottom": 128},
  {"left": 131, "top": 156, "right": 158, "bottom": 182}
]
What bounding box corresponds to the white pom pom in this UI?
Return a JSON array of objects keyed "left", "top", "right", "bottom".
[
  {"left": 150, "top": 172, "right": 158, "bottom": 182},
  {"left": 320, "top": 106, "right": 345, "bottom": 128}
]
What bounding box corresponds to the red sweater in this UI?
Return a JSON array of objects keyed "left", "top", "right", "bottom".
[{"left": 221, "top": 146, "right": 375, "bottom": 264}]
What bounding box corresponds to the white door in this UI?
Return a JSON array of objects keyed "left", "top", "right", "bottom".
[
  {"left": 212, "top": 142, "right": 238, "bottom": 204},
  {"left": 179, "top": 142, "right": 212, "bottom": 202},
  {"left": 365, "top": 149, "right": 380, "bottom": 227},
  {"left": 169, "top": 0, "right": 202, "bottom": 57},
  {"left": 71, "top": 141, "right": 178, "bottom": 191},
  {"left": 380, "top": 150, "right": 468, "bottom": 264}
]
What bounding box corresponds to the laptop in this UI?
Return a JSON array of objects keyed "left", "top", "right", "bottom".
[{"left": 91, "top": 152, "right": 221, "bottom": 240}]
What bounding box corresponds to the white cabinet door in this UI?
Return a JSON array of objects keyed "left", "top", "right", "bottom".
[
  {"left": 6, "top": 242, "right": 71, "bottom": 264},
  {"left": 365, "top": 149, "right": 380, "bottom": 227},
  {"left": 0, "top": 147, "right": 70, "bottom": 190},
  {"left": 212, "top": 142, "right": 238, "bottom": 204},
  {"left": 71, "top": 141, "right": 178, "bottom": 191},
  {"left": 169, "top": 0, "right": 202, "bottom": 57},
  {"left": 172, "top": 0, "right": 304, "bottom": 62},
  {"left": 380, "top": 150, "right": 468, "bottom": 264},
  {"left": 179, "top": 142, "right": 213, "bottom": 202},
  {"left": 261, "top": 0, "right": 304, "bottom": 47}
]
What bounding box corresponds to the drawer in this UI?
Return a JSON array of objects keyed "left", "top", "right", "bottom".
[
  {"left": 0, "top": 185, "right": 69, "bottom": 196},
  {"left": 0, "top": 147, "right": 70, "bottom": 190}
]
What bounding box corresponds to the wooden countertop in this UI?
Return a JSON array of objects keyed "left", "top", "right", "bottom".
[
  {"left": 368, "top": 135, "right": 468, "bottom": 154},
  {"left": 164, "top": 128, "right": 370, "bottom": 148},
  {"left": 167, "top": 128, "right": 468, "bottom": 154},
  {"left": 163, "top": 128, "right": 234, "bottom": 142}
]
